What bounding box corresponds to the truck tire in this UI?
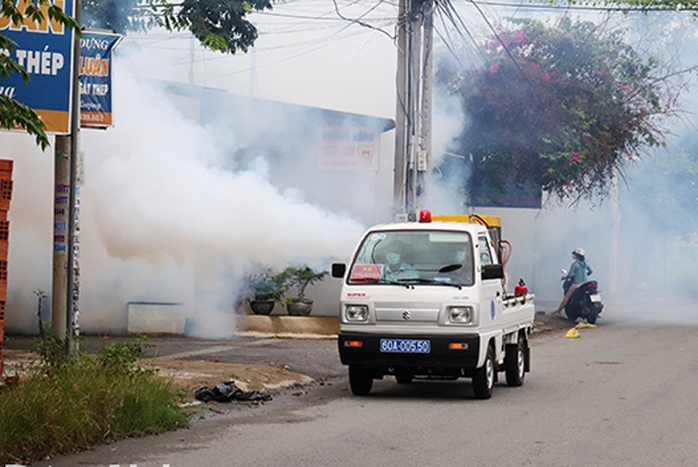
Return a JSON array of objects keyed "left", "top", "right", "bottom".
[
  {"left": 505, "top": 338, "right": 526, "bottom": 387},
  {"left": 349, "top": 365, "right": 373, "bottom": 396},
  {"left": 472, "top": 345, "right": 495, "bottom": 399},
  {"left": 395, "top": 372, "right": 413, "bottom": 384}
]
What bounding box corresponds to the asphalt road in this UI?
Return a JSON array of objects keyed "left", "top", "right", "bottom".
[{"left": 25, "top": 301, "right": 698, "bottom": 467}]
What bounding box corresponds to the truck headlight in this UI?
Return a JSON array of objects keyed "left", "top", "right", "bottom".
[
  {"left": 345, "top": 304, "right": 369, "bottom": 322},
  {"left": 447, "top": 306, "right": 474, "bottom": 324}
]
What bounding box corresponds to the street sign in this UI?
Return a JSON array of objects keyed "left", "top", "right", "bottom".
[
  {"left": 0, "top": 0, "right": 76, "bottom": 134},
  {"left": 80, "top": 30, "right": 122, "bottom": 128}
]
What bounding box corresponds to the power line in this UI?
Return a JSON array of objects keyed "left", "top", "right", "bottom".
[
  {"left": 436, "top": 0, "right": 488, "bottom": 65},
  {"left": 331, "top": 0, "right": 397, "bottom": 39},
  {"left": 471, "top": 0, "right": 698, "bottom": 12}
]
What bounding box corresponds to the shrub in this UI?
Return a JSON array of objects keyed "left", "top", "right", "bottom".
[
  {"left": 283, "top": 266, "right": 327, "bottom": 302},
  {"left": 244, "top": 269, "right": 289, "bottom": 304},
  {"left": 0, "top": 337, "right": 188, "bottom": 465}
]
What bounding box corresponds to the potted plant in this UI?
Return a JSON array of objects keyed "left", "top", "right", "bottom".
[
  {"left": 283, "top": 266, "right": 327, "bottom": 316},
  {"left": 244, "top": 270, "right": 288, "bottom": 315}
]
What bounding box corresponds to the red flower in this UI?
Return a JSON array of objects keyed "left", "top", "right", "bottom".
[{"left": 512, "top": 30, "right": 528, "bottom": 44}]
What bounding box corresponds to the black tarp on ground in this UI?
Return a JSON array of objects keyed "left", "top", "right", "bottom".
[{"left": 195, "top": 381, "right": 272, "bottom": 403}]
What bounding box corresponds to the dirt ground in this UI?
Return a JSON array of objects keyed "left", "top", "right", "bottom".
[
  {"left": 531, "top": 312, "right": 574, "bottom": 335},
  {"left": 0, "top": 350, "right": 314, "bottom": 400},
  {"left": 0, "top": 313, "right": 572, "bottom": 399},
  {"left": 139, "top": 358, "right": 314, "bottom": 397}
]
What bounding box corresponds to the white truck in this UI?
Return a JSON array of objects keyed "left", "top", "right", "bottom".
[{"left": 331, "top": 211, "right": 535, "bottom": 399}]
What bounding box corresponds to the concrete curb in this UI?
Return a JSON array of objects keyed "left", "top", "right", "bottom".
[{"left": 233, "top": 315, "right": 339, "bottom": 338}]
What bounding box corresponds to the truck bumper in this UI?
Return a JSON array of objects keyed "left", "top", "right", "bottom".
[{"left": 338, "top": 332, "right": 481, "bottom": 372}]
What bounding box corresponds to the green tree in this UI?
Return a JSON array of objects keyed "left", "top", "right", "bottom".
[
  {"left": 80, "top": 0, "right": 158, "bottom": 33},
  {"left": 605, "top": 0, "right": 698, "bottom": 11},
  {"left": 0, "top": 0, "right": 78, "bottom": 149},
  {"left": 81, "top": 0, "right": 273, "bottom": 54},
  {"left": 436, "top": 17, "right": 691, "bottom": 202}
]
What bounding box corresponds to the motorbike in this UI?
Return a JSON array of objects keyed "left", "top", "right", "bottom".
[{"left": 561, "top": 269, "right": 604, "bottom": 324}]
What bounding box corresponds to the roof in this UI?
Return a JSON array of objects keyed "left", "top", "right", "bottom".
[
  {"left": 363, "top": 221, "right": 489, "bottom": 234},
  {"left": 149, "top": 79, "right": 395, "bottom": 133}
]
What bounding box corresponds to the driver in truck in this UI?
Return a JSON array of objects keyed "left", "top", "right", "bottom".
[{"left": 380, "top": 241, "right": 419, "bottom": 282}]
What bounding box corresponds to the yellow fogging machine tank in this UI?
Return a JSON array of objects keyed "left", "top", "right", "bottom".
[{"left": 431, "top": 213, "right": 502, "bottom": 262}]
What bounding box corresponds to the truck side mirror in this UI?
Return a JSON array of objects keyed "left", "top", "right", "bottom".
[
  {"left": 331, "top": 263, "right": 346, "bottom": 278},
  {"left": 481, "top": 264, "right": 504, "bottom": 280}
]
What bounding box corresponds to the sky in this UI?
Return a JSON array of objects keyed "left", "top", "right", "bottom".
[{"left": 124, "top": 0, "right": 401, "bottom": 118}]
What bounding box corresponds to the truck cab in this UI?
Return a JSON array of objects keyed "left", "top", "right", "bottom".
[{"left": 332, "top": 215, "right": 534, "bottom": 399}]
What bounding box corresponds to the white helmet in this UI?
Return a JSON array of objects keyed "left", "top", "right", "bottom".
[{"left": 573, "top": 247, "right": 585, "bottom": 257}]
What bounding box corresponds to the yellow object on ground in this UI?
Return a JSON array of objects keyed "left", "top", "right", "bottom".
[
  {"left": 576, "top": 323, "right": 598, "bottom": 329},
  {"left": 564, "top": 328, "right": 580, "bottom": 338}
]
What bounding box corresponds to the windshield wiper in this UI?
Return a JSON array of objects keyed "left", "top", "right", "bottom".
[
  {"left": 378, "top": 280, "right": 414, "bottom": 289},
  {"left": 438, "top": 263, "right": 463, "bottom": 273},
  {"left": 408, "top": 278, "right": 463, "bottom": 289},
  {"left": 378, "top": 278, "right": 465, "bottom": 289}
]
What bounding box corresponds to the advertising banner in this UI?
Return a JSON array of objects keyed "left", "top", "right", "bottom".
[
  {"left": 80, "top": 30, "right": 121, "bottom": 128},
  {"left": 318, "top": 126, "right": 380, "bottom": 171},
  {"left": 0, "top": 0, "right": 76, "bottom": 134}
]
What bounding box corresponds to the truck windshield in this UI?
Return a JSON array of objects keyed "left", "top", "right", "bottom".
[{"left": 348, "top": 230, "right": 474, "bottom": 286}]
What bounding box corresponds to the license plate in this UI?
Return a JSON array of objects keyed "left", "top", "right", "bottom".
[
  {"left": 380, "top": 339, "right": 430, "bottom": 354},
  {"left": 590, "top": 294, "right": 602, "bottom": 303}
]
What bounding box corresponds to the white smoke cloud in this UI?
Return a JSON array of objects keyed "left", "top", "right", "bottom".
[
  {"left": 74, "top": 55, "right": 368, "bottom": 335},
  {"left": 84, "top": 71, "right": 364, "bottom": 266}
]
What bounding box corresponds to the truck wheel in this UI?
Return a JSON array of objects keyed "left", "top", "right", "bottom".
[
  {"left": 395, "top": 372, "right": 413, "bottom": 384},
  {"left": 472, "top": 345, "right": 495, "bottom": 399},
  {"left": 505, "top": 339, "right": 526, "bottom": 387},
  {"left": 349, "top": 366, "right": 373, "bottom": 396}
]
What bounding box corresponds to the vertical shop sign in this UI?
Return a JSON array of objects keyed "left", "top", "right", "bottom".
[
  {"left": 0, "top": 0, "right": 76, "bottom": 134},
  {"left": 79, "top": 31, "right": 121, "bottom": 128}
]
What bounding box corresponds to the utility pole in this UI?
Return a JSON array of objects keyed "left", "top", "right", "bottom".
[
  {"left": 52, "top": 2, "right": 81, "bottom": 359},
  {"left": 51, "top": 136, "right": 70, "bottom": 340},
  {"left": 393, "top": 0, "right": 434, "bottom": 221}
]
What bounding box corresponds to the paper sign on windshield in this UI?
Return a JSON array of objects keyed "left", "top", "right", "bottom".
[{"left": 349, "top": 264, "right": 382, "bottom": 283}]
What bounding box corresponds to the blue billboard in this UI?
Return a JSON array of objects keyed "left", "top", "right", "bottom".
[
  {"left": 0, "top": 0, "right": 76, "bottom": 134},
  {"left": 80, "top": 31, "right": 121, "bottom": 128}
]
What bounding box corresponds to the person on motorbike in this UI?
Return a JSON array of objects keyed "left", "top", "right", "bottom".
[{"left": 554, "top": 247, "right": 593, "bottom": 316}]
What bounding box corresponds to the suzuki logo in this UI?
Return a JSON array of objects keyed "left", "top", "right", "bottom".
[{"left": 402, "top": 310, "right": 411, "bottom": 321}]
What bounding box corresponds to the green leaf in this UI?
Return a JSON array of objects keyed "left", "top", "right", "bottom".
[{"left": 0, "top": 95, "right": 50, "bottom": 150}]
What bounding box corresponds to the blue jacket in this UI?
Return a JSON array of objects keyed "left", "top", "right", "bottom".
[{"left": 568, "top": 259, "right": 592, "bottom": 285}]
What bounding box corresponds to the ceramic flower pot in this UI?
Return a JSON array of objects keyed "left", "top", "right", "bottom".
[
  {"left": 250, "top": 300, "right": 275, "bottom": 315},
  {"left": 286, "top": 299, "right": 313, "bottom": 316}
]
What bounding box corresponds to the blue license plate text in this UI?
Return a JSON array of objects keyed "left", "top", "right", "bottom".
[{"left": 380, "top": 339, "right": 430, "bottom": 354}]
